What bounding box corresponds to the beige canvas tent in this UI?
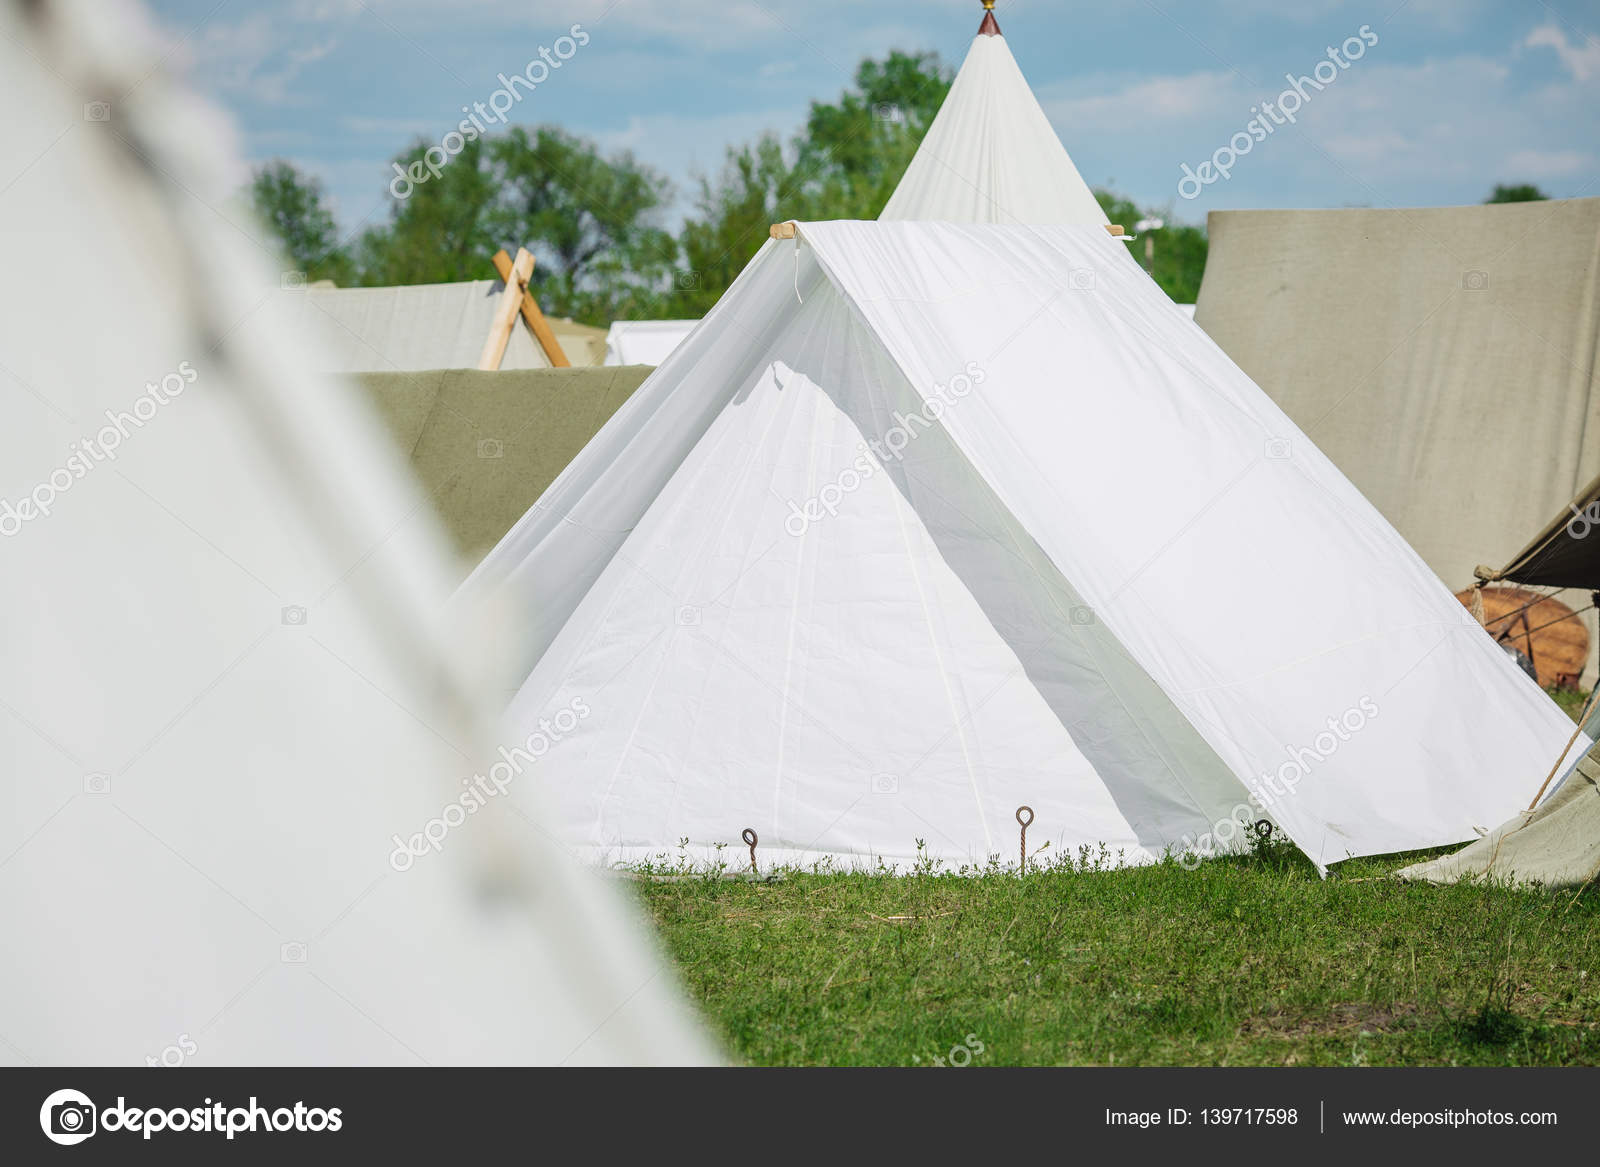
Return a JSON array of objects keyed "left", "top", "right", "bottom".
[
  {"left": 1399, "top": 740, "right": 1600, "bottom": 890},
  {"left": 358, "top": 366, "right": 649, "bottom": 562},
  {"left": 269, "top": 279, "right": 606, "bottom": 372},
  {"left": 1193, "top": 199, "right": 1600, "bottom": 679},
  {"left": 1401, "top": 478, "right": 1600, "bottom": 890}
]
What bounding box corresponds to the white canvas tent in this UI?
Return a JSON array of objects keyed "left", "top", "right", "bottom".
[
  {"left": 0, "top": 0, "right": 710, "bottom": 1064},
  {"left": 605, "top": 319, "right": 699, "bottom": 366},
  {"left": 464, "top": 219, "right": 1583, "bottom": 875},
  {"left": 602, "top": 4, "right": 1109, "bottom": 367},
  {"left": 879, "top": 4, "right": 1107, "bottom": 225}
]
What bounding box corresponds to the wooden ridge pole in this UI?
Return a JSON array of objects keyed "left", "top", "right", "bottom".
[
  {"left": 491, "top": 248, "right": 571, "bottom": 368},
  {"left": 479, "top": 248, "right": 535, "bottom": 370}
]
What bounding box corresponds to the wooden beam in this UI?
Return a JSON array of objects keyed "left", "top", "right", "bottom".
[
  {"left": 492, "top": 248, "right": 571, "bottom": 368},
  {"left": 479, "top": 248, "right": 535, "bottom": 371},
  {"left": 1105, "top": 224, "right": 1125, "bottom": 236}
]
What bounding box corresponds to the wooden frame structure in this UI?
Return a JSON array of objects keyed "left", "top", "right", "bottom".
[{"left": 477, "top": 247, "right": 572, "bottom": 370}]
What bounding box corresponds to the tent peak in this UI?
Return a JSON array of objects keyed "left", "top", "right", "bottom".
[{"left": 979, "top": 1, "right": 1001, "bottom": 36}]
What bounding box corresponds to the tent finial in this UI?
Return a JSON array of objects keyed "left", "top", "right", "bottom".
[{"left": 979, "top": 1, "right": 1001, "bottom": 36}]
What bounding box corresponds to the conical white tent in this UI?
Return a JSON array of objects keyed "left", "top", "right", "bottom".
[
  {"left": 0, "top": 0, "right": 710, "bottom": 1065},
  {"left": 465, "top": 220, "right": 1584, "bottom": 874},
  {"left": 880, "top": 4, "right": 1108, "bottom": 225},
  {"left": 605, "top": 5, "right": 1109, "bottom": 371}
]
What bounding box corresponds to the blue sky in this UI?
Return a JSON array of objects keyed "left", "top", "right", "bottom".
[{"left": 143, "top": 0, "right": 1600, "bottom": 238}]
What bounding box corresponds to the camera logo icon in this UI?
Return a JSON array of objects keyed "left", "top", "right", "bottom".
[
  {"left": 281, "top": 605, "right": 308, "bottom": 626},
  {"left": 872, "top": 102, "right": 904, "bottom": 124},
  {"left": 83, "top": 772, "right": 111, "bottom": 795},
  {"left": 280, "top": 270, "right": 307, "bottom": 291},
  {"left": 1264, "top": 437, "right": 1292, "bottom": 461},
  {"left": 281, "top": 941, "right": 308, "bottom": 963},
  {"left": 1068, "top": 605, "right": 1096, "bottom": 626},
  {"left": 675, "top": 270, "right": 701, "bottom": 290},
  {"left": 1068, "top": 268, "right": 1096, "bottom": 292},
  {"left": 870, "top": 773, "right": 899, "bottom": 795},
  {"left": 40, "top": 1088, "right": 97, "bottom": 1145},
  {"left": 476, "top": 438, "right": 504, "bottom": 459},
  {"left": 82, "top": 101, "right": 111, "bottom": 122},
  {"left": 1462, "top": 270, "right": 1489, "bottom": 291},
  {"left": 675, "top": 605, "right": 701, "bottom": 627}
]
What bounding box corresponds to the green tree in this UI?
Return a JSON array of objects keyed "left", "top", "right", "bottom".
[
  {"left": 247, "top": 160, "right": 353, "bottom": 284},
  {"left": 1095, "top": 191, "right": 1209, "bottom": 304},
  {"left": 792, "top": 50, "right": 953, "bottom": 218},
  {"left": 353, "top": 136, "right": 501, "bottom": 286},
  {"left": 491, "top": 127, "right": 676, "bottom": 322},
  {"left": 673, "top": 50, "right": 953, "bottom": 316},
  {"left": 350, "top": 130, "right": 674, "bottom": 323},
  {"left": 1485, "top": 183, "right": 1549, "bottom": 203},
  {"left": 675, "top": 134, "right": 804, "bottom": 316}
]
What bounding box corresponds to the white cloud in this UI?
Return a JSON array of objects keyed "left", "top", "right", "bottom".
[
  {"left": 1526, "top": 23, "right": 1600, "bottom": 83},
  {"left": 593, "top": 106, "right": 808, "bottom": 223},
  {"left": 1502, "top": 148, "right": 1592, "bottom": 178},
  {"left": 1040, "top": 70, "right": 1248, "bottom": 129},
  {"left": 157, "top": 13, "right": 342, "bottom": 106}
]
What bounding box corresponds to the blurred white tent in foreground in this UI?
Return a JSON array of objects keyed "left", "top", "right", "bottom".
[
  {"left": 466, "top": 219, "right": 1584, "bottom": 875},
  {"left": 0, "top": 0, "right": 711, "bottom": 1065}
]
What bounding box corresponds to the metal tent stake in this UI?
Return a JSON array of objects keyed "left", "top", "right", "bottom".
[{"left": 1016, "top": 806, "right": 1034, "bottom": 873}]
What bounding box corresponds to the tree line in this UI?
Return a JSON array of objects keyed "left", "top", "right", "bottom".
[{"left": 250, "top": 48, "right": 1548, "bottom": 326}]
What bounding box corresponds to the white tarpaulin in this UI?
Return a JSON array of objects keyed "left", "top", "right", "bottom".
[
  {"left": 0, "top": 0, "right": 710, "bottom": 1065},
  {"left": 604, "top": 320, "right": 698, "bottom": 367},
  {"left": 464, "top": 220, "right": 1583, "bottom": 875}
]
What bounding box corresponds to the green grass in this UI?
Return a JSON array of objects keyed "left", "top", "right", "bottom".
[
  {"left": 1549, "top": 685, "right": 1593, "bottom": 723},
  {"left": 637, "top": 847, "right": 1600, "bottom": 1066},
  {"left": 636, "top": 690, "right": 1598, "bottom": 1066}
]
